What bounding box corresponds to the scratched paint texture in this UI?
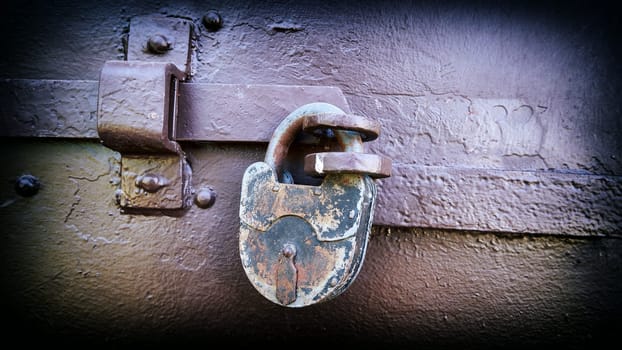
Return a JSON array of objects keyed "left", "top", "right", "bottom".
[{"left": 0, "top": 0, "right": 621, "bottom": 347}]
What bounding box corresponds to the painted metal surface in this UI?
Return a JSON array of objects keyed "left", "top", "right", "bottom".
[
  {"left": 0, "top": 139, "right": 620, "bottom": 347},
  {"left": 0, "top": 80, "right": 350, "bottom": 141},
  {"left": 1, "top": 78, "right": 620, "bottom": 235},
  {"left": 240, "top": 103, "right": 381, "bottom": 307},
  {"left": 97, "top": 61, "right": 192, "bottom": 210},
  {"left": 96, "top": 14, "right": 194, "bottom": 211},
  {"left": 126, "top": 15, "right": 193, "bottom": 74},
  {"left": 0, "top": 0, "right": 621, "bottom": 347},
  {"left": 97, "top": 61, "right": 185, "bottom": 154}
]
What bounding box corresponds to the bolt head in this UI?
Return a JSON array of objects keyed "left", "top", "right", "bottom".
[
  {"left": 147, "top": 34, "right": 171, "bottom": 54},
  {"left": 15, "top": 174, "right": 40, "bottom": 197},
  {"left": 202, "top": 10, "right": 223, "bottom": 31},
  {"left": 137, "top": 174, "right": 167, "bottom": 193},
  {"left": 195, "top": 187, "right": 217, "bottom": 208},
  {"left": 282, "top": 244, "right": 296, "bottom": 258}
]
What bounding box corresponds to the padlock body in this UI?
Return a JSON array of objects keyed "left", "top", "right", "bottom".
[{"left": 239, "top": 161, "right": 376, "bottom": 307}]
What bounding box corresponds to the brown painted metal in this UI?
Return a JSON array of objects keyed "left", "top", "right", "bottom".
[
  {"left": 0, "top": 80, "right": 351, "bottom": 141},
  {"left": 95, "top": 13, "right": 196, "bottom": 211},
  {"left": 1, "top": 139, "right": 620, "bottom": 347},
  {"left": 176, "top": 84, "right": 352, "bottom": 142},
  {"left": 1, "top": 1, "right": 621, "bottom": 346},
  {"left": 97, "top": 61, "right": 185, "bottom": 154},
  {"left": 0, "top": 79, "right": 99, "bottom": 138},
  {"left": 1, "top": 77, "right": 620, "bottom": 235},
  {"left": 97, "top": 61, "right": 192, "bottom": 210},
  {"left": 127, "top": 15, "right": 193, "bottom": 74},
  {"left": 263, "top": 103, "right": 390, "bottom": 181}
]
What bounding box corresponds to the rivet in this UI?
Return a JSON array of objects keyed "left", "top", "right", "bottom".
[
  {"left": 147, "top": 34, "right": 171, "bottom": 54},
  {"left": 136, "top": 174, "right": 168, "bottom": 192},
  {"left": 195, "top": 187, "right": 217, "bottom": 209},
  {"left": 114, "top": 189, "right": 124, "bottom": 205},
  {"left": 330, "top": 277, "right": 338, "bottom": 287},
  {"left": 272, "top": 185, "right": 280, "bottom": 192},
  {"left": 14, "top": 174, "right": 40, "bottom": 197},
  {"left": 313, "top": 187, "right": 322, "bottom": 196},
  {"left": 348, "top": 210, "right": 356, "bottom": 219},
  {"left": 282, "top": 244, "right": 296, "bottom": 258},
  {"left": 202, "top": 10, "right": 223, "bottom": 31}
]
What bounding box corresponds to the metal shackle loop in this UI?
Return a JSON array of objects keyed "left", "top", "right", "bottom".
[{"left": 264, "top": 102, "right": 363, "bottom": 181}]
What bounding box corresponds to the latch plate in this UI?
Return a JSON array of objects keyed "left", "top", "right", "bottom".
[
  {"left": 119, "top": 155, "right": 192, "bottom": 210},
  {"left": 97, "top": 15, "right": 193, "bottom": 211},
  {"left": 127, "top": 15, "right": 193, "bottom": 74},
  {"left": 98, "top": 60, "right": 191, "bottom": 210}
]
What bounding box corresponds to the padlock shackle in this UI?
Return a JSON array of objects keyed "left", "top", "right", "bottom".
[{"left": 264, "top": 102, "right": 363, "bottom": 181}]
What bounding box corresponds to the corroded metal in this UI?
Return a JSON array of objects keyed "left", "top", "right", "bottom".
[
  {"left": 302, "top": 112, "right": 380, "bottom": 141},
  {"left": 304, "top": 152, "right": 392, "bottom": 178},
  {"left": 120, "top": 155, "right": 192, "bottom": 209},
  {"left": 302, "top": 111, "right": 391, "bottom": 178},
  {"left": 239, "top": 102, "right": 383, "bottom": 307},
  {"left": 276, "top": 243, "right": 298, "bottom": 305},
  {"left": 136, "top": 173, "right": 169, "bottom": 193}
]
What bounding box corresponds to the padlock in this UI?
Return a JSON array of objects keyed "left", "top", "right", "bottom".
[{"left": 239, "top": 102, "right": 391, "bottom": 307}]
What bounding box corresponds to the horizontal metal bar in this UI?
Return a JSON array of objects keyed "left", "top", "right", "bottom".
[
  {"left": 376, "top": 165, "right": 622, "bottom": 236},
  {"left": 176, "top": 83, "right": 350, "bottom": 142},
  {"left": 0, "top": 79, "right": 350, "bottom": 141},
  {"left": 1, "top": 79, "right": 620, "bottom": 236},
  {"left": 0, "top": 79, "right": 99, "bottom": 138}
]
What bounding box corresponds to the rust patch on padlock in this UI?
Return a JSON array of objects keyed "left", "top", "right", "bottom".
[
  {"left": 239, "top": 173, "right": 377, "bottom": 307},
  {"left": 240, "top": 162, "right": 366, "bottom": 241},
  {"left": 240, "top": 216, "right": 357, "bottom": 307},
  {"left": 276, "top": 243, "right": 298, "bottom": 305},
  {"left": 239, "top": 103, "right": 383, "bottom": 307}
]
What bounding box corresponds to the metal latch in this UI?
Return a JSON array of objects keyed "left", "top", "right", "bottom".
[
  {"left": 97, "top": 15, "right": 193, "bottom": 211},
  {"left": 239, "top": 102, "right": 391, "bottom": 307}
]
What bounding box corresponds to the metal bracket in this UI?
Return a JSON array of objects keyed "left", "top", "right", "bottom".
[
  {"left": 97, "top": 15, "right": 193, "bottom": 211},
  {"left": 126, "top": 15, "right": 193, "bottom": 75}
]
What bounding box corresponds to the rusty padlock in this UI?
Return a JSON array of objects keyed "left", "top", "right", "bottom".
[{"left": 239, "top": 102, "right": 391, "bottom": 307}]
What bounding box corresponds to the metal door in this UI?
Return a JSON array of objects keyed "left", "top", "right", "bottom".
[{"left": 1, "top": 0, "right": 620, "bottom": 347}]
